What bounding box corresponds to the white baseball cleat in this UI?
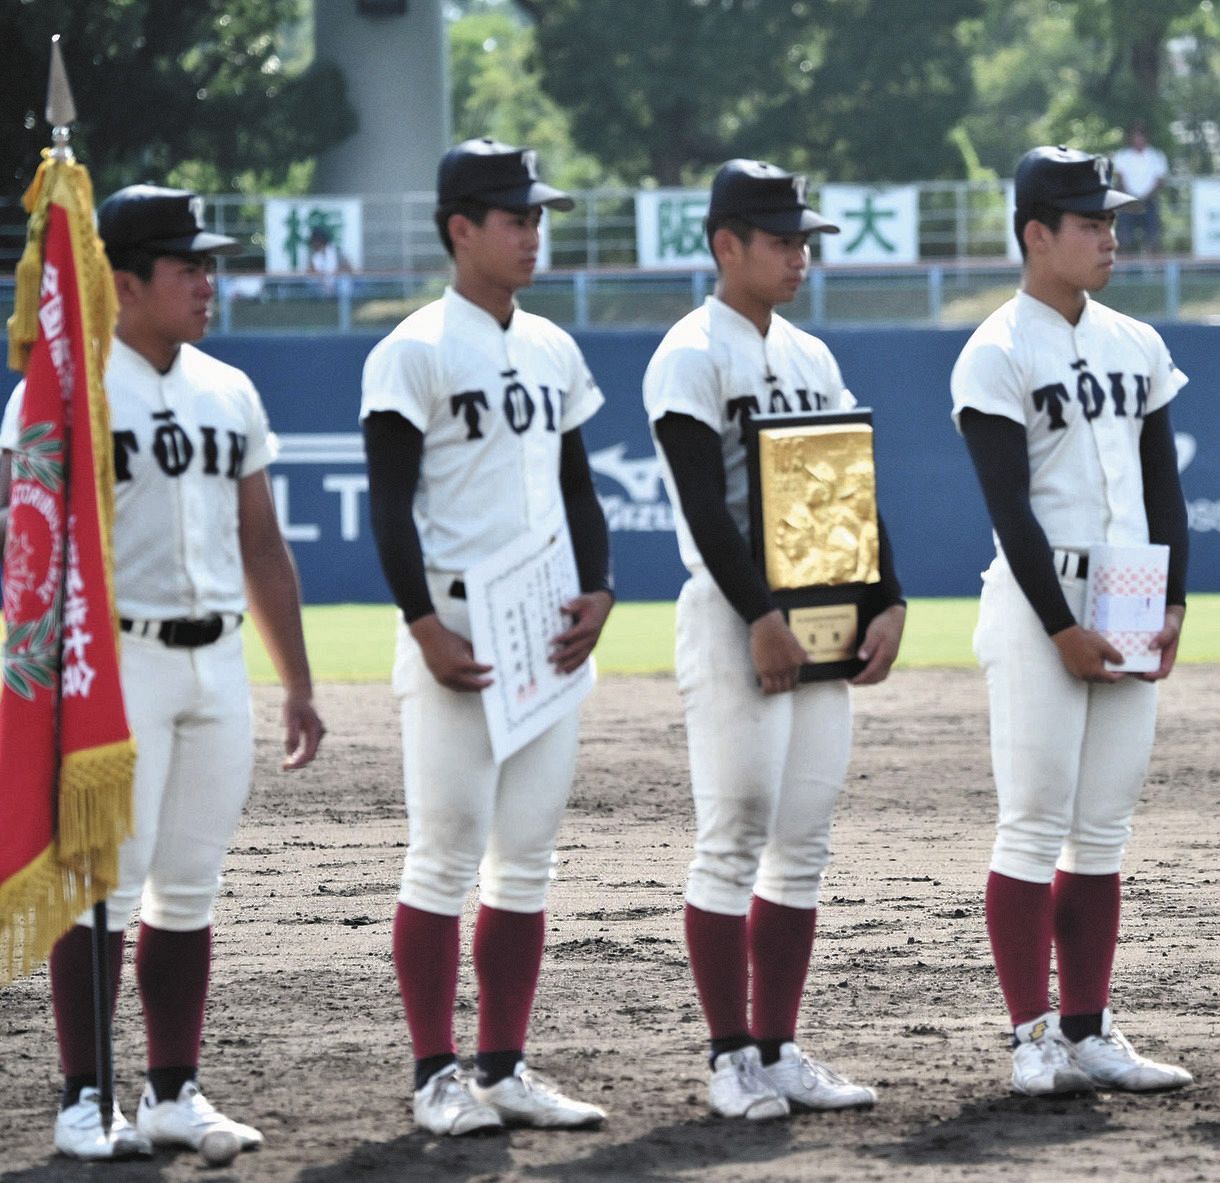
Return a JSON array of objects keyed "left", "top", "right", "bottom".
[
  {"left": 763, "top": 1042, "right": 877, "bottom": 1110},
  {"left": 136, "top": 1080, "right": 263, "bottom": 1151},
  {"left": 470, "top": 1061, "right": 606, "bottom": 1128},
  {"left": 413, "top": 1064, "right": 504, "bottom": 1136},
  {"left": 708, "top": 1045, "right": 790, "bottom": 1121},
  {"left": 1010, "top": 1012, "right": 1094, "bottom": 1097},
  {"left": 1070, "top": 1009, "right": 1193, "bottom": 1092},
  {"left": 54, "top": 1088, "right": 153, "bottom": 1160}
]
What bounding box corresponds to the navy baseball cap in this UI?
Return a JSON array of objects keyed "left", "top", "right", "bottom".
[
  {"left": 97, "top": 185, "right": 241, "bottom": 257},
  {"left": 1014, "top": 146, "right": 1143, "bottom": 214},
  {"left": 437, "top": 138, "right": 574, "bottom": 211},
  {"left": 707, "top": 159, "right": 839, "bottom": 235}
]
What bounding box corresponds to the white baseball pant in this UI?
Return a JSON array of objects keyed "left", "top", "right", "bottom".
[
  {"left": 973, "top": 557, "right": 1158, "bottom": 883},
  {"left": 393, "top": 571, "right": 581, "bottom": 916},
  {"left": 83, "top": 626, "right": 254, "bottom": 932},
  {"left": 675, "top": 568, "right": 853, "bottom": 916}
]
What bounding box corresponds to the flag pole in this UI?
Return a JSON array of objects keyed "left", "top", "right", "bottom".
[{"left": 46, "top": 34, "right": 115, "bottom": 1140}]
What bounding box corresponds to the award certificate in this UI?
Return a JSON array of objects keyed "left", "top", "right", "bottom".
[{"left": 466, "top": 515, "right": 594, "bottom": 763}]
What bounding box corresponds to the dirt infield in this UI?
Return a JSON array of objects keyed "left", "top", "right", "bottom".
[{"left": 2, "top": 667, "right": 1218, "bottom": 1182}]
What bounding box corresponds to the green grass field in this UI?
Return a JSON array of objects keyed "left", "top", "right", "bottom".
[{"left": 242, "top": 595, "right": 1220, "bottom": 682}]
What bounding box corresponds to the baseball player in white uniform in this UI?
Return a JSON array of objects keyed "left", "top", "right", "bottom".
[
  {"left": 951, "top": 146, "right": 1193, "bottom": 1096},
  {"left": 644, "top": 160, "right": 906, "bottom": 1121},
  {"left": 1, "top": 185, "right": 325, "bottom": 1160},
  {"left": 360, "top": 138, "right": 613, "bottom": 1136}
]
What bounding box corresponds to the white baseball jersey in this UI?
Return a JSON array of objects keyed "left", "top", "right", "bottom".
[
  {"left": 643, "top": 296, "right": 855, "bottom": 573},
  {"left": 2, "top": 338, "right": 276, "bottom": 620},
  {"left": 359, "top": 286, "right": 603, "bottom": 573},
  {"left": 0, "top": 386, "right": 18, "bottom": 449},
  {"left": 951, "top": 290, "right": 1186, "bottom": 553},
  {"left": 1112, "top": 145, "right": 1168, "bottom": 201}
]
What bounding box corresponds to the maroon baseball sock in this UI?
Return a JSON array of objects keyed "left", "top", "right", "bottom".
[
  {"left": 136, "top": 923, "right": 211, "bottom": 1100},
  {"left": 393, "top": 903, "right": 460, "bottom": 1060},
  {"left": 748, "top": 896, "right": 816, "bottom": 1061},
  {"left": 985, "top": 871, "right": 1054, "bottom": 1027},
  {"left": 50, "top": 923, "right": 125, "bottom": 1100},
  {"left": 473, "top": 904, "right": 544, "bottom": 1081},
  {"left": 1053, "top": 869, "right": 1120, "bottom": 1026},
  {"left": 685, "top": 903, "right": 750, "bottom": 1049}
]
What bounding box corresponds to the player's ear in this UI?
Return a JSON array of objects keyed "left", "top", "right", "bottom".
[
  {"left": 711, "top": 226, "right": 742, "bottom": 267},
  {"left": 448, "top": 212, "right": 477, "bottom": 254},
  {"left": 111, "top": 267, "right": 147, "bottom": 308},
  {"left": 1022, "top": 217, "right": 1051, "bottom": 256}
]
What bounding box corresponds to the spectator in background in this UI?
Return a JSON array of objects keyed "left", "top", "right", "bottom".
[
  {"left": 306, "top": 225, "right": 352, "bottom": 295},
  {"left": 1112, "top": 122, "right": 1170, "bottom": 256}
]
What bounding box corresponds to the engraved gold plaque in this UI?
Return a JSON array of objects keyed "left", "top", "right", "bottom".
[
  {"left": 757, "top": 424, "right": 880, "bottom": 590},
  {"left": 789, "top": 604, "right": 858, "bottom": 663},
  {"left": 745, "top": 409, "right": 883, "bottom": 682}
]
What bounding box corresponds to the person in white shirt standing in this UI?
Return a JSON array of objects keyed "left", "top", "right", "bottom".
[
  {"left": 951, "top": 146, "right": 1192, "bottom": 1098},
  {"left": 1, "top": 185, "right": 325, "bottom": 1160},
  {"left": 360, "top": 138, "right": 612, "bottom": 1137},
  {"left": 1112, "top": 122, "right": 1170, "bottom": 255}
]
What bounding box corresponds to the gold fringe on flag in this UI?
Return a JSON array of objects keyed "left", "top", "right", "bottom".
[
  {"left": 0, "top": 845, "right": 109, "bottom": 984},
  {"left": 0, "top": 150, "right": 134, "bottom": 986},
  {"left": 7, "top": 150, "right": 117, "bottom": 378}
]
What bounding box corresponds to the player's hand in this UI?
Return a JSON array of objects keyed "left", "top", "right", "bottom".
[
  {"left": 410, "top": 613, "right": 493, "bottom": 692},
  {"left": 551, "top": 589, "right": 613, "bottom": 675},
  {"left": 750, "top": 610, "right": 809, "bottom": 695},
  {"left": 1137, "top": 603, "right": 1185, "bottom": 682},
  {"left": 282, "top": 693, "right": 325, "bottom": 770},
  {"left": 1051, "top": 624, "right": 1125, "bottom": 682},
  {"left": 851, "top": 602, "right": 906, "bottom": 686}
]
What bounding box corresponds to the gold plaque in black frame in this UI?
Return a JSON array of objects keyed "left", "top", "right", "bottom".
[{"left": 745, "top": 409, "right": 883, "bottom": 682}]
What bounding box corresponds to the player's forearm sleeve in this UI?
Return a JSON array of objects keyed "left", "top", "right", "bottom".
[
  {"left": 959, "top": 408, "right": 1076, "bottom": 636},
  {"left": 559, "top": 427, "right": 613, "bottom": 596},
  {"left": 362, "top": 411, "right": 434, "bottom": 624},
  {"left": 1140, "top": 405, "right": 1188, "bottom": 606},
  {"left": 654, "top": 412, "right": 776, "bottom": 624},
  {"left": 875, "top": 514, "right": 905, "bottom": 610}
]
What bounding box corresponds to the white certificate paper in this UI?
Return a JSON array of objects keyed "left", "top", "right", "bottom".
[
  {"left": 466, "top": 517, "right": 594, "bottom": 763},
  {"left": 1083, "top": 543, "right": 1169, "bottom": 672}
]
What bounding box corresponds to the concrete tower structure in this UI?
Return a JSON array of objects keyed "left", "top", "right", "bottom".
[{"left": 313, "top": 0, "right": 449, "bottom": 197}]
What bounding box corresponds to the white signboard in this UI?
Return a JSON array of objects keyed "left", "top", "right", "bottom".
[
  {"left": 1003, "top": 181, "right": 1022, "bottom": 263},
  {"left": 1191, "top": 178, "right": 1220, "bottom": 259},
  {"left": 636, "top": 189, "right": 713, "bottom": 269},
  {"left": 820, "top": 185, "right": 919, "bottom": 266},
  {"left": 536, "top": 212, "right": 554, "bottom": 272},
  {"left": 265, "top": 198, "right": 363, "bottom": 273},
  {"left": 466, "top": 516, "right": 594, "bottom": 764}
]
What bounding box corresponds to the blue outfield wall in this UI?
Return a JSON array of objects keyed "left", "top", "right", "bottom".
[{"left": 3, "top": 325, "right": 1217, "bottom": 602}]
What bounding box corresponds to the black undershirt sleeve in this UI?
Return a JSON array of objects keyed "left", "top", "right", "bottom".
[
  {"left": 874, "top": 514, "right": 905, "bottom": 611},
  {"left": 654, "top": 412, "right": 776, "bottom": 624},
  {"left": 1140, "top": 404, "right": 1189, "bottom": 607},
  {"left": 361, "top": 410, "right": 434, "bottom": 624},
  {"left": 655, "top": 412, "right": 904, "bottom": 624},
  {"left": 959, "top": 407, "right": 1076, "bottom": 636},
  {"left": 559, "top": 426, "right": 613, "bottom": 597}
]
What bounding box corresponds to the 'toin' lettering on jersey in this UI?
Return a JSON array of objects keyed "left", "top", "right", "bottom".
[
  {"left": 727, "top": 380, "right": 831, "bottom": 443},
  {"left": 112, "top": 411, "right": 248, "bottom": 481},
  {"left": 1033, "top": 361, "right": 1150, "bottom": 431},
  {"left": 448, "top": 370, "right": 563, "bottom": 441}
]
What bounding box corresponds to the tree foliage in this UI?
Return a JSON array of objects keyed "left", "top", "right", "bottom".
[
  {"left": 475, "top": 0, "right": 1220, "bottom": 185},
  {"left": 448, "top": 5, "right": 603, "bottom": 188},
  {"left": 0, "top": 0, "right": 355, "bottom": 197},
  {"left": 516, "top": 0, "right": 981, "bottom": 184}
]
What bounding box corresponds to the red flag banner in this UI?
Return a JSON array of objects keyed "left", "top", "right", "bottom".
[{"left": 0, "top": 151, "right": 135, "bottom": 984}]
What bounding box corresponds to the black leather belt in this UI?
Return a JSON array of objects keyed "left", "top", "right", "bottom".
[
  {"left": 1052, "top": 550, "right": 1089, "bottom": 580},
  {"left": 448, "top": 579, "right": 467, "bottom": 600},
  {"left": 120, "top": 614, "right": 240, "bottom": 648}
]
